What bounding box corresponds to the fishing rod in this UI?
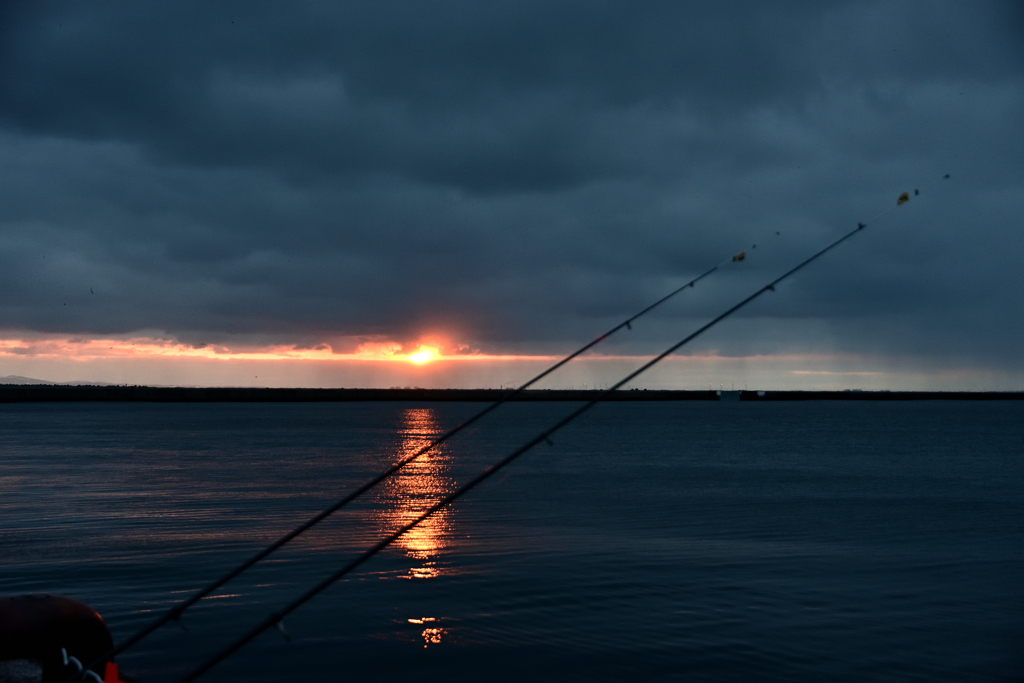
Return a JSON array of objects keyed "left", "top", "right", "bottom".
[
  {"left": 76, "top": 229, "right": 763, "bottom": 676},
  {"left": 176, "top": 188, "right": 922, "bottom": 683}
]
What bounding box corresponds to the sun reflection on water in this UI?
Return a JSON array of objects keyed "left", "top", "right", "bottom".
[
  {"left": 373, "top": 408, "right": 457, "bottom": 579},
  {"left": 420, "top": 627, "right": 445, "bottom": 647},
  {"left": 407, "top": 618, "right": 446, "bottom": 647}
]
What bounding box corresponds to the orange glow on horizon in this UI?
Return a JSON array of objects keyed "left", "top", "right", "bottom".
[
  {"left": 2, "top": 333, "right": 1004, "bottom": 391},
  {"left": 0, "top": 335, "right": 568, "bottom": 363},
  {"left": 0, "top": 334, "right": 891, "bottom": 369}
]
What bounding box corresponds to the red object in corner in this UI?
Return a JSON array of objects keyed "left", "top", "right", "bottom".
[{"left": 104, "top": 661, "right": 122, "bottom": 683}]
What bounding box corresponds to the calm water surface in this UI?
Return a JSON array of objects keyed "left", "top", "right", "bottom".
[{"left": 1, "top": 401, "right": 1022, "bottom": 681}]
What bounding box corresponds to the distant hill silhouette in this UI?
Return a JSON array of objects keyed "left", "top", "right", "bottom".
[{"left": 0, "top": 375, "right": 114, "bottom": 386}]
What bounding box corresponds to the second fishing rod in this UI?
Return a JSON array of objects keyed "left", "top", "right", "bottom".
[{"left": 176, "top": 188, "right": 923, "bottom": 683}]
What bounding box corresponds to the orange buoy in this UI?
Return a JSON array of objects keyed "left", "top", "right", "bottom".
[{"left": 0, "top": 594, "right": 114, "bottom": 682}]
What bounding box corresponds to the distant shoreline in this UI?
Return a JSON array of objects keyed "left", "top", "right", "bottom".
[{"left": 0, "top": 385, "right": 1021, "bottom": 402}]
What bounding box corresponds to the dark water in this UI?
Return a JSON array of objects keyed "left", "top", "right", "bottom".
[{"left": 1, "top": 401, "right": 1022, "bottom": 682}]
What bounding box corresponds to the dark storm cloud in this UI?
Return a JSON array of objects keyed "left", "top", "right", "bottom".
[
  {"left": 0, "top": 1, "right": 1022, "bottom": 365},
  {"left": 4, "top": 1, "right": 1019, "bottom": 189}
]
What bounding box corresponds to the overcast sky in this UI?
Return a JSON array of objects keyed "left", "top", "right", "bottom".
[{"left": 1, "top": 1, "right": 1021, "bottom": 388}]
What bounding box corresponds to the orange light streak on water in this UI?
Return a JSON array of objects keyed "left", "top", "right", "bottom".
[{"left": 372, "top": 408, "right": 457, "bottom": 579}]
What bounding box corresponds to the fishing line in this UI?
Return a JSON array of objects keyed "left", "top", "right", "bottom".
[
  {"left": 76, "top": 223, "right": 769, "bottom": 674},
  {"left": 176, "top": 187, "right": 925, "bottom": 683}
]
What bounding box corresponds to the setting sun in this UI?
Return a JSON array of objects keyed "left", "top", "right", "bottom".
[{"left": 407, "top": 346, "right": 439, "bottom": 364}]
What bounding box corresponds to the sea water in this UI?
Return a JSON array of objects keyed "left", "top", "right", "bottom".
[{"left": 1, "top": 400, "right": 1022, "bottom": 682}]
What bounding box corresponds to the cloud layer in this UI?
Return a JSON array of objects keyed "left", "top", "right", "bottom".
[{"left": 1, "top": 1, "right": 1022, "bottom": 383}]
